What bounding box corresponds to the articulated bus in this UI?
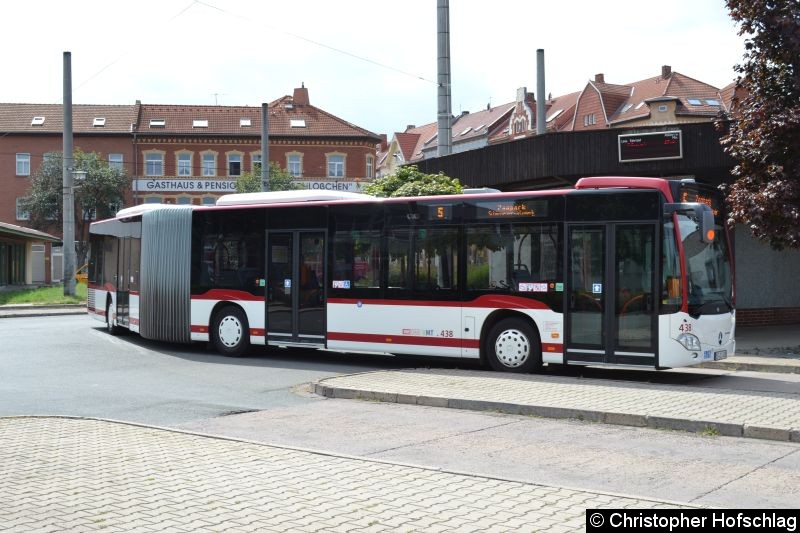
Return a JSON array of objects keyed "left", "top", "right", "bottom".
[{"left": 87, "top": 177, "right": 734, "bottom": 372}]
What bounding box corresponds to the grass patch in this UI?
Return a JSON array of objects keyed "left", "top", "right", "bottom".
[
  {"left": 699, "top": 426, "right": 720, "bottom": 437},
  {"left": 0, "top": 284, "right": 87, "bottom": 306}
]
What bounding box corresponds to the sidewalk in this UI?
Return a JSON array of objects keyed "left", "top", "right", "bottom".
[
  {"left": 0, "top": 417, "right": 693, "bottom": 532},
  {"left": 314, "top": 368, "right": 800, "bottom": 443}
]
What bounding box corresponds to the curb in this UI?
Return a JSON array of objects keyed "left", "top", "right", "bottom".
[
  {"left": 699, "top": 360, "right": 800, "bottom": 374},
  {"left": 312, "top": 382, "right": 800, "bottom": 444}
]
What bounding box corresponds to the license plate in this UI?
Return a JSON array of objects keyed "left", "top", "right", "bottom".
[{"left": 714, "top": 350, "right": 727, "bottom": 361}]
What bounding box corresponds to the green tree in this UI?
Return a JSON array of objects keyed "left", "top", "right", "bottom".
[
  {"left": 23, "top": 150, "right": 127, "bottom": 266},
  {"left": 720, "top": 0, "right": 800, "bottom": 249},
  {"left": 235, "top": 162, "right": 303, "bottom": 193},
  {"left": 363, "top": 165, "right": 463, "bottom": 197}
]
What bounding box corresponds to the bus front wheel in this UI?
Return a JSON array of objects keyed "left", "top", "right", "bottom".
[
  {"left": 485, "top": 318, "right": 542, "bottom": 373},
  {"left": 211, "top": 306, "right": 251, "bottom": 357}
]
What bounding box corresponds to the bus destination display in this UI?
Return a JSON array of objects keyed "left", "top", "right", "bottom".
[
  {"left": 618, "top": 131, "right": 682, "bottom": 163},
  {"left": 475, "top": 199, "right": 548, "bottom": 219}
]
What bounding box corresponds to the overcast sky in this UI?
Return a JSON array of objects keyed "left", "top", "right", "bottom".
[{"left": 1, "top": 0, "right": 744, "bottom": 136}]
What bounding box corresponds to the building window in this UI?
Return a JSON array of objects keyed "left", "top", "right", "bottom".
[
  {"left": 108, "top": 153, "right": 124, "bottom": 171},
  {"left": 366, "top": 155, "right": 374, "bottom": 179},
  {"left": 583, "top": 113, "right": 597, "bottom": 127},
  {"left": 658, "top": 104, "right": 668, "bottom": 112},
  {"left": 227, "top": 153, "right": 242, "bottom": 177},
  {"left": 144, "top": 196, "right": 161, "bottom": 204},
  {"left": 177, "top": 196, "right": 192, "bottom": 205},
  {"left": 15, "top": 198, "right": 29, "bottom": 220},
  {"left": 177, "top": 153, "right": 192, "bottom": 176},
  {"left": 202, "top": 197, "right": 216, "bottom": 205},
  {"left": 327, "top": 154, "right": 345, "bottom": 178},
  {"left": 252, "top": 154, "right": 262, "bottom": 173},
  {"left": 202, "top": 153, "right": 216, "bottom": 177},
  {"left": 287, "top": 153, "right": 302, "bottom": 177},
  {"left": 145, "top": 152, "right": 164, "bottom": 176},
  {"left": 16, "top": 153, "right": 30, "bottom": 176}
]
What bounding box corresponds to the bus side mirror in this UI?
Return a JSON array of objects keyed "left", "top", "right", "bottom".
[{"left": 664, "top": 202, "right": 715, "bottom": 243}]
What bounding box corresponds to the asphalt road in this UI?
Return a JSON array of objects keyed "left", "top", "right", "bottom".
[{"left": 2, "top": 314, "right": 799, "bottom": 508}]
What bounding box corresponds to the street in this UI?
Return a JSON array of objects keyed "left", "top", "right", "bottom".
[{"left": 1, "top": 314, "right": 799, "bottom": 510}]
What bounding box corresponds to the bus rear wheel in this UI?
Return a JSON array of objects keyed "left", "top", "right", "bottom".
[
  {"left": 485, "top": 318, "right": 542, "bottom": 373},
  {"left": 212, "top": 306, "right": 250, "bottom": 357}
]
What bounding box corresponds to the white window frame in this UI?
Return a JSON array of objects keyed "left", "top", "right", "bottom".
[
  {"left": 366, "top": 155, "right": 374, "bottom": 179},
  {"left": 15, "top": 197, "right": 30, "bottom": 220},
  {"left": 227, "top": 152, "right": 243, "bottom": 177},
  {"left": 144, "top": 152, "right": 164, "bottom": 177},
  {"left": 16, "top": 153, "right": 30, "bottom": 176},
  {"left": 326, "top": 153, "right": 345, "bottom": 178},
  {"left": 287, "top": 153, "right": 303, "bottom": 177},
  {"left": 202, "top": 152, "right": 217, "bottom": 177},
  {"left": 177, "top": 152, "right": 192, "bottom": 176},
  {"left": 108, "top": 153, "right": 124, "bottom": 170}
]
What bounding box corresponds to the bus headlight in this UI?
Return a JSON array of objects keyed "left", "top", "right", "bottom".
[{"left": 677, "top": 333, "right": 701, "bottom": 351}]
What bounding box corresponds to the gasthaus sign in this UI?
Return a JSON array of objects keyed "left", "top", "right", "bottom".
[{"left": 133, "top": 179, "right": 238, "bottom": 192}]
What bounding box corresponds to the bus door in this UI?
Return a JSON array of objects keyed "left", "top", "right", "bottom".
[
  {"left": 565, "top": 223, "right": 657, "bottom": 366},
  {"left": 115, "top": 237, "right": 131, "bottom": 326},
  {"left": 266, "top": 230, "right": 325, "bottom": 345}
]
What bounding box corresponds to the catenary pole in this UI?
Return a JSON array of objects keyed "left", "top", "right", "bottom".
[
  {"left": 62, "top": 51, "right": 76, "bottom": 296},
  {"left": 437, "top": 0, "right": 452, "bottom": 157},
  {"left": 261, "top": 103, "right": 270, "bottom": 192}
]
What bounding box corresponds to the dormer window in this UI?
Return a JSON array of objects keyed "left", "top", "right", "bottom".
[
  {"left": 290, "top": 119, "right": 306, "bottom": 128},
  {"left": 546, "top": 109, "right": 563, "bottom": 122},
  {"left": 93, "top": 117, "right": 106, "bottom": 127},
  {"left": 192, "top": 119, "right": 208, "bottom": 128},
  {"left": 686, "top": 98, "right": 702, "bottom": 106},
  {"left": 620, "top": 104, "right": 633, "bottom": 114},
  {"left": 240, "top": 118, "right": 251, "bottom": 127},
  {"left": 705, "top": 99, "right": 720, "bottom": 106},
  {"left": 31, "top": 116, "right": 45, "bottom": 126},
  {"left": 149, "top": 119, "right": 166, "bottom": 128},
  {"left": 460, "top": 127, "right": 472, "bottom": 136}
]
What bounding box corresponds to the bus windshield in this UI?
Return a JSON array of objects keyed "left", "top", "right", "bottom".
[{"left": 676, "top": 211, "right": 733, "bottom": 316}]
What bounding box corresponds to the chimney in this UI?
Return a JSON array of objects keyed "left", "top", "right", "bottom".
[
  {"left": 379, "top": 134, "right": 388, "bottom": 151},
  {"left": 292, "top": 82, "right": 310, "bottom": 105},
  {"left": 516, "top": 87, "right": 527, "bottom": 103},
  {"left": 595, "top": 73, "right": 604, "bottom": 84},
  {"left": 406, "top": 125, "right": 416, "bottom": 131},
  {"left": 662, "top": 65, "right": 672, "bottom": 79}
]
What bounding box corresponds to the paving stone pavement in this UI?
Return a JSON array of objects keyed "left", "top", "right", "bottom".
[
  {"left": 314, "top": 369, "right": 800, "bottom": 442},
  {"left": 0, "top": 417, "right": 693, "bottom": 532}
]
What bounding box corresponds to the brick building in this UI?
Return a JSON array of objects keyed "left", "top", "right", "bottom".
[{"left": 0, "top": 86, "right": 379, "bottom": 285}]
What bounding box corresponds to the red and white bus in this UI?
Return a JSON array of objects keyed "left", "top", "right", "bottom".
[{"left": 87, "top": 177, "right": 735, "bottom": 372}]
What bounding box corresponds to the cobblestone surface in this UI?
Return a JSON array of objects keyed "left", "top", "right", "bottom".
[
  {"left": 0, "top": 417, "right": 692, "bottom": 532},
  {"left": 315, "top": 369, "right": 800, "bottom": 441}
]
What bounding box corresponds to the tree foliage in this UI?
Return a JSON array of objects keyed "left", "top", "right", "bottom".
[
  {"left": 22, "top": 150, "right": 127, "bottom": 265},
  {"left": 720, "top": 0, "right": 800, "bottom": 249},
  {"left": 235, "top": 162, "right": 303, "bottom": 193},
  {"left": 363, "top": 165, "right": 463, "bottom": 197}
]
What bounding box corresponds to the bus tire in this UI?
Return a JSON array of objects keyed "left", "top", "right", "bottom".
[
  {"left": 211, "top": 305, "right": 251, "bottom": 357},
  {"left": 485, "top": 317, "right": 542, "bottom": 373},
  {"left": 106, "top": 301, "right": 121, "bottom": 336}
]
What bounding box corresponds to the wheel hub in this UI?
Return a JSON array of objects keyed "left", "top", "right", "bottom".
[
  {"left": 494, "top": 329, "right": 530, "bottom": 368},
  {"left": 218, "top": 316, "right": 243, "bottom": 347}
]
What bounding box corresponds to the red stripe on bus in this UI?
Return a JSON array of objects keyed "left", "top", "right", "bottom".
[
  {"left": 327, "top": 294, "right": 550, "bottom": 310},
  {"left": 89, "top": 283, "right": 115, "bottom": 292},
  {"left": 191, "top": 325, "right": 209, "bottom": 333},
  {"left": 328, "top": 331, "right": 479, "bottom": 349},
  {"left": 130, "top": 291, "right": 140, "bottom": 296},
  {"left": 191, "top": 289, "right": 265, "bottom": 302}
]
